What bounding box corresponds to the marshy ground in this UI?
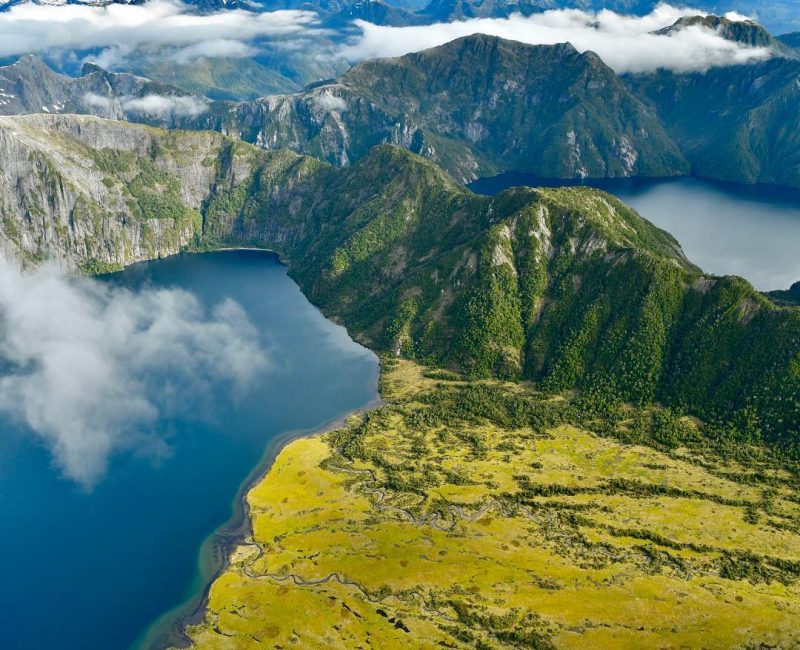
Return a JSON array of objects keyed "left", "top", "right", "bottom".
[{"left": 182, "top": 359, "right": 800, "bottom": 649}]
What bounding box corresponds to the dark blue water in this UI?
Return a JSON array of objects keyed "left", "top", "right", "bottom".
[
  {"left": 0, "top": 250, "right": 378, "bottom": 650},
  {"left": 470, "top": 175, "right": 800, "bottom": 292}
]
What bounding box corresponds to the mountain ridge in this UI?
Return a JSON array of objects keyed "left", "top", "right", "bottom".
[
  {"left": 5, "top": 28, "right": 800, "bottom": 189},
  {"left": 0, "top": 113, "right": 796, "bottom": 456},
  {"left": 0, "top": 36, "right": 691, "bottom": 183}
]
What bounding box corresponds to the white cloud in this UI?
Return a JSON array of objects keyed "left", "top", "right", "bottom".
[
  {"left": 0, "top": 260, "right": 268, "bottom": 487},
  {"left": 310, "top": 91, "right": 348, "bottom": 114},
  {"left": 0, "top": 0, "right": 321, "bottom": 62},
  {"left": 170, "top": 38, "right": 258, "bottom": 64},
  {"left": 82, "top": 92, "right": 113, "bottom": 110},
  {"left": 724, "top": 11, "right": 755, "bottom": 23},
  {"left": 340, "top": 4, "right": 774, "bottom": 74},
  {"left": 122, "top": 94, "right": 209, "bottom": 117},
  {"left": 82, "top": 91, "right": 208, "bottom": 118}
]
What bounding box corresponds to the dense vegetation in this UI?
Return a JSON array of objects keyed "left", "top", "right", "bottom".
[
  {"left": 625, "top": 53, "right": 800, "bottom": 188},
  {"left": 195, "top": 143, "right": 800, "bottom": 460},
  {"left": 3, "top": 113, "right": 797, "bottom": 460}
]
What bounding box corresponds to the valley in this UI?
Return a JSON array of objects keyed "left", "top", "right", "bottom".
[{"left": 0, "top": 4, "right": 798, "bottom": 649}]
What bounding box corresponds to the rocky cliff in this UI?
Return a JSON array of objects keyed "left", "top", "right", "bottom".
[{"left": 0, "top": 114, "right": 258, "bottom": 269}]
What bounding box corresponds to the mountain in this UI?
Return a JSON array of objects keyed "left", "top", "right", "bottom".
[
  {"left": 200, "top": 35, "right": 688, "bottom": 182},
  {"left": 626, "top": 55, "right": 800, "bottom": 187},
  {"left": 278, "top": 147, "right": 799, "bottom": 453},
  {"left": 769, "top": 281, "right": 800, "bottom": 306},
  {"left": 7, "top": 30, "right": 800, "bottom": 190},
  {"left": 2, "top": 114, "right": 797, "bottom": 454},
  {"left": 0, "top": 113, "right": 258, "bottom": 269},
  {"left": 0, "top": 37, "right": 687, "bottom": 183},
  {"left": 0, "top": 55, "right": 207, "bottom": 125},
  {"left": 654, "top": 14, "right": 792, "bottom": 51},
  {"left": 123, "top": 53, "right": 300, "bottom": 102},
  {"left": 779, "top": 32, "right": 800, "bottom": 49},
  {"left": 417, "top": 0, "right": 552, "bottom": 21}
]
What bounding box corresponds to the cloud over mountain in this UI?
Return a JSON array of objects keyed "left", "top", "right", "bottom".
[
  {"left": 0, "top": 0, "right": 321, "bottom": 64},
  {"left": 341, "top": 4, "right": 774, "bottom": 73},
  {"left": 0, "top": 261, "right": 268, "bottom": 487}
]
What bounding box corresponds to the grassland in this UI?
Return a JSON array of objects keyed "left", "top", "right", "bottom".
[{"left": 180, "top": 359, "right": 800, "bottom": 649}]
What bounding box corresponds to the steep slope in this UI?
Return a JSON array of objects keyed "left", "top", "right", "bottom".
[
  {"left": 654, "top": 14, "right": 794, "bottom": 52},
  {"left": 0, "top": 56, "right": 209, "bottom": 125},
  {"left": 203, "top": 35, "right": 688, "bottom": 182},
  {"left": 0, "top": 114, "right": 312, "bottom": 269},
  {"left": 626, "top": 55, "right": 800, "bottom": 188},
  {"left": 0, "top": 115, "right": 797, "bottom": 454}
]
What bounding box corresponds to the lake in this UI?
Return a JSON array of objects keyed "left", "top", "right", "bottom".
[
  {"left": 469, "top": 175, "right": 800, "bottom": 292},
  {"left": 0, "top": 250, "right": 379, "bottom": 650}
]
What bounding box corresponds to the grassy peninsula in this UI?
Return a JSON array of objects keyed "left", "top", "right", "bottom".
[{"left": 180, "top": 359, "right": 800, "bottom": 649}]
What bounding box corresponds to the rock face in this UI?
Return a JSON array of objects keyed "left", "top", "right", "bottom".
[
  {"left": 0, "top": 56, "right": 207, "bottom": 125},
  {"left": 200, "top": 35, "right": 688, "bottom": 183},
  {"left": 0, "top": 114, "right": 256, "bottom": 269}
]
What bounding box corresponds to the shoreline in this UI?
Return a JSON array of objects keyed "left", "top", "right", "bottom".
[
  {"left": 135, "top": 392, "right": 385, "bottom": 650},
  {"left": 105, "top": 246, "right": 381, "bottom": 650}
]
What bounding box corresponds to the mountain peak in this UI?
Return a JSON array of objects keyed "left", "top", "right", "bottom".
[
  {"left": 434, "top": 33, "right": 579, "bottom": 56},
  {"left": 655, "top": 14, "right": 794, "bottom": 56},
  {"left": 80, "top": 62, "right": 107, "bottom": 77},
  {"left": 10, "top": 54, "right": 50, "bottom": 72}
]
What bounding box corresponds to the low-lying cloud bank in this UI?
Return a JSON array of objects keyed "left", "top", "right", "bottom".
[
  {"left": 341, "top": 4, "right": 774, "bottom": 73},
  {"left": 84, "top": 92, "right": 210, "bottom": 118},
  {"left": 0, "top": 261, "right": 267, "bottom": 488},
  {"left": 0, "top": 1, "right": 776, "bottom": 75},
  {"left": 0, "top": 0, "right": 321, "bottom": 64}
]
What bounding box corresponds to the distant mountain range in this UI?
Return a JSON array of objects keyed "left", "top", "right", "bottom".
[
  {"left": 2, "top": 20, "right": 799, "bottom": 189},
  {"left": 2, "top": 0, "right": 798, "bottom": 103},
  {"left": 0, "top": 36, "right": 689, "bottom": 183},
  {"left": 779, "top": 32, "right": 800, "bottom": 49}
]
